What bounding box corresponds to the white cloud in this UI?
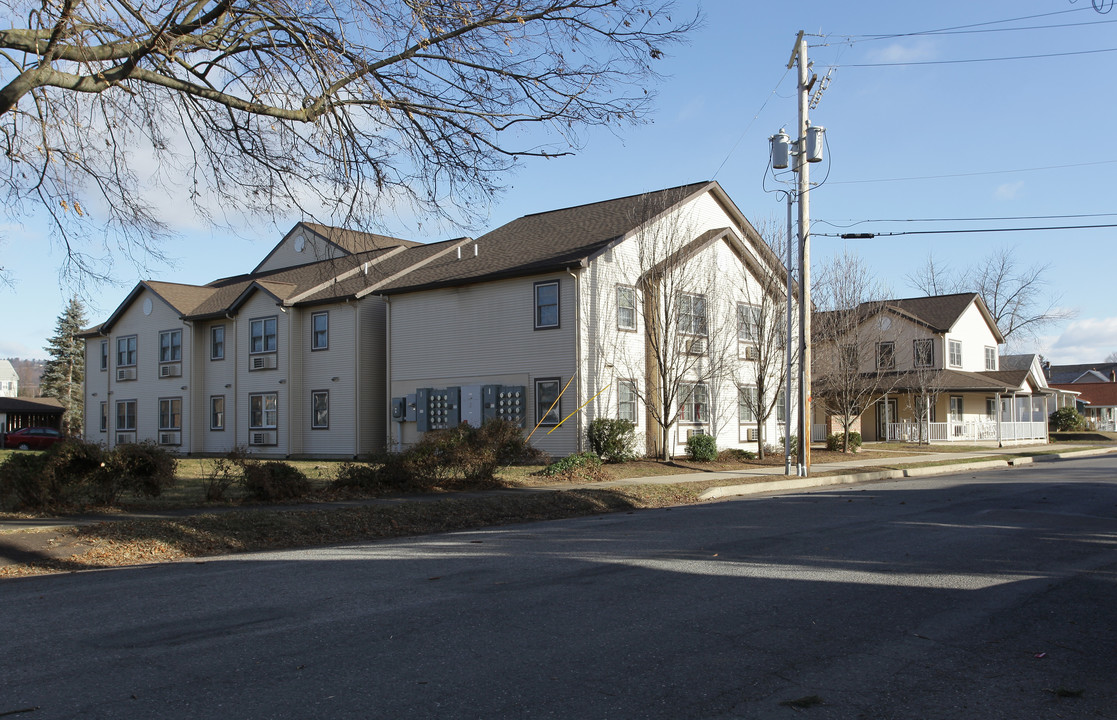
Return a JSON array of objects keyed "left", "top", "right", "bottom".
[
  {"left": 867, "top": 40, "right": 937, "bottom": 65},
  {"left": 994, "top": 181, "right": 1024, "bottom": 200},
  {"left": 1046, "top": 317, "right": 1117, "bottom": 363}
]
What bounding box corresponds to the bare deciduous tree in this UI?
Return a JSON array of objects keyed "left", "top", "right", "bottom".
[
  {"left": 906, "top": 247, "right": 1076, "bottom": 350},
  {"left": 0, "top": 0, "right": 696, "bottom": 280},
  {"left": 813, "top": 249, "right": 897, "bottom": 452}
]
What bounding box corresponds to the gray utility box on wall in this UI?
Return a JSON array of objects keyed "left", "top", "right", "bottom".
[{"left": 394, "top": 384, "right": 526, "bottom": 432}]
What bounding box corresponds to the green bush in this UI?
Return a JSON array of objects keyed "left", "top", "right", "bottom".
[
  {"left": 536, "top": 451, "right": 607, "bottom": 482},
  {"left": 685, "top": 433, "right": 717, "bottom": 462},
  {"left": 105, "top": 441, "right": 178, "bottom": 499},
  {"left": 332, "top": 461, "right": 386, "bottom": 492},
  {"left": 586, "top": 418, "right": 638, "bottom": 463},
  {"left": 0, "top": 439, "right": 108, "bottom": 509},
  {"left": 0, "top": 451, "right": 56, "bottom": 509},
  {"left": 826, "top": 431, "right": 862, "bottom": 452},
  {"left": 1050, "top": 406, "right": 1086, "bottom": 432},
  {"left": 201, "top": 449, "right": 247, "bottom": 502},
  {"left": 240, "top": 460, "right": 311, "bottom": 501},
  {"left": 778, "top": 435, "right": 799, "bottom": 457}
]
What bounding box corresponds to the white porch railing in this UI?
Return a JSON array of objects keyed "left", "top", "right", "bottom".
[
  {"left": 886, "top": 420, "right": 1046, "bottom": 443},
  {"left": 1087, "top": 419, "right": 1116, "bottom": 432}
]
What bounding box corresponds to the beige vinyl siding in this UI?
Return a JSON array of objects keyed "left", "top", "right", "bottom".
[
  {"left": 298, "top": 302, "right": 358, "bottom": 456},
  {"left": 199, "top": 318, "right": 237, "bottom": 453},
  {"left": 358, "top": 298, "right": 388, "bottom": 455},
  {"left": 83, "top": 340, "right": 110, "bottom": 440},
  {"left": 255, "top": 229, "right": 349, "bottom": 273},
  {"left": 389, "top": 274, "right": 577, "bottom": 457},
  {"left": 236, "top": 292, "right": 289, "bottom": 456},
  {"left": 100, "top": 288, "right": 191, "bottom": 448}
]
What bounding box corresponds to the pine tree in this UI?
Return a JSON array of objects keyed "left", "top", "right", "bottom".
[{"left": 40, "top": 296, "right": 87, "bottom": 435}]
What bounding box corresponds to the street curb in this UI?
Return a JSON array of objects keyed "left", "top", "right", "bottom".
[{"left": 698, "top": 449, "right": 1117, "bottom": 502}]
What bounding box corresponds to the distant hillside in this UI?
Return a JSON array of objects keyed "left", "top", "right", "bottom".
[{"left": 4, "top": 357, "right": 45, "bottom": 397}]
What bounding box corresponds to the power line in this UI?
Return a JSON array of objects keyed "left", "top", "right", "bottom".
[
  {"left": 851, "top": 17, "right": 1117, "bottom": 39},
  {"left": 814, "top": 212, "right": 1117, "bottom": 229},
  {"left": 834, "top": 7, "right": 1094, "bottom": 43},
  {"left": 712, "top": 67, "right": 792, "bottom": 180},
  {"left": 827, "top": 159, "right": 1117, "bottom": 185},
  {"left": 823, "top": 223, "right": 1117, "bottom": 239},
  {"left": 837, "top": 45, "right": 1117, "bottom": 68}
]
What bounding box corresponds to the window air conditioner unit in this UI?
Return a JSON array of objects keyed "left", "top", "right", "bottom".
[
  {"left": 116, "top": 367, "right": 137, "bottom": 381},
  {"left": 686, "top": 428, "right": 707, "bottom": 440},
  {"left": 746, "top": 427, "right": 760, "bottom": 442},
  {"left": 115, "top": 432, "right": 136, "bottom": 445},
  {"left": 159, "top": 363, "right": 182, "bottom": 378},
  {"left": 742, "top": 344, "right": 760, "bottom": 361},
  {"left": 686, "top": 337, "right": 707, "bottom": 356},
  {"left": 158, "top": 431, "right": 181, "bottom": 446},
  {"left": 250, "top": 431, "right": 277, "bottom": 446},
  {"left": 250, "top": 355, "right": 278, "bottom": 370}
]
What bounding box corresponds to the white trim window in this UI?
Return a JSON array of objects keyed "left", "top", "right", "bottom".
[
  {"left": 211, "top": 325, "right": 225, "bottom": 360},
  {"left": 616, "top": 286, "right": 637, "bottom": 331},
  {"left": 100, "top": 340, "right": 108, "bottom": 371},
  {"left": 737, "top": 303, "right": 760, "bottom": 342},
  {"left": 210, "top": 396, "right": 225, "bottom": 431},
  {"left": 984, "top": 346, "right": 997, "bottom": 371},
  {"left": 776, "top": 390, "right": 787, "bottom": 424},
  {"left": 617, "top": 380, "right": 638, "bottom": 424},
  {"left": 311, "top": 312, "right": 329, "bottom": 351},
  {"left": 948, "top": 340, "right": 963, "bottom": 368},
  {"left": 117, "top": 335, "right": 137, "bottom": 367},
  {"left": 312, "top": 390, "right": 329, "bottom": 429},
  {"left": 534, "top": 281, "right": 560, "bottom": 329},
  {"left": 250, "top": 317, "right": 278, "bottom": 354},
  {"left": 116, "top": 399, "right": 137, "bottom": 431},
  {"left": 249, "top": 393, "right": 278, "bottom": 429},
  {"left": 535, "top": 378, "right": 561, "bottom": 425},
  {"left": 99, "top": 402, "right": 108, "bottom": 432},
  {"left": 913, "top": 338, "right": 934, "bottom": 368},
  {"left": 159, "top": 329, "right": 182, "bottom": 363},
  {"left": 679, "top": 293, "right": 708, "bottom": 336},
  {"left": 738, "top": 385, "right": 757, "bottom": 424},
  {"left": 680, "top": 383, "right": 709, "bottom": 424},
  {"left": 158, "top": 397, "right": 182, "bottom": 430}
]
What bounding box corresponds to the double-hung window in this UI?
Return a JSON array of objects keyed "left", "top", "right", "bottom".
[
  {"left": 948, "top": 340, "right": 963, "bottom": 368},
  {"left": 117, "top": 336, "right": 137, "bottom": 367},
  {"left": 617, "top": 380, "right": 638, "bottom": 424},
  {"left": 211, "top": 325, "right": 225, "bottom": 360},
  {"left": 99, "top": 402, "right": 108, "bottom": 432},
  {"left": 311, "top": 312, "right": 329, "bottom": 351},
  {"left": 679, "top": 293, "right": 708, "bottom": 336},
  {"left": 100, "top": 341, "right": 108, "bottom": 371},
  {"left": 738, "top": 386, "right": 757, "bottom": 424},
  {"left": 680, "top": 383, "right": 709, "bottom": 424},
  {"left": 984, "top": 346, "right": 997, "bottom": 371},
  {"left": 116, "top": 400, "right": 137, "bottom": 431},
  {"left": 251, "top": 317, "right": 277, "bottom": 354},
  {"left": 210, "top": 396, "right": 225, "bottom": 431},
  {"left": 160, "top": 330, "right": 182, "bottom": 363},
  {"left": 535, "top": 378, "right": 561, "bottom": 425},
  {"left": 616, "top": 286, "right": 637, "bottom": 331},
  {"left": 534, "top": 281, "right": 559, "bottom": 329},
  {"left": 877, "top": 341, "right": 896, "bottom": 370},
  {"left": 249, "top": 393, "right": 278, "bottom": 429},
  {"left": 159, "top": 398, "right": 182, "bottom": 430},
  {"left": 312, "top": 390, "right": 329, "bottom": 429},
  {"left": 776, "top": 390, "right": 787, "bottom": 424},
  {"left": 737, "top": 303, "right": 760, "bottom": 342},
  {"left": 913, "top": 339, "right": 934, "bottom": 368}
]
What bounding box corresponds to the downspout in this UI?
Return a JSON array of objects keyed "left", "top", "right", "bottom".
[
  {"left": 352, "top": 299, "right": 360, "bottom": 458},
  {"left": 383, "top": 295, "right": 399, "bottom": 452},
  {"left": 183, "top": 319, "right": 194, "bottom": 454},
  {"left": 995, "top": 392, "right": 1002, "bottom": 447},
  {"left": 568, "top": 268, "right": 582, "bottom": 452}
]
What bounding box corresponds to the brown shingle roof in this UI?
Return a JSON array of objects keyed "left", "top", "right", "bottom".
[
  {"left": 300, "top": 222, "right": 420, "bottom": 254},
  {"left": 377, "top": 181, "right": 714, "bottom": 295}
]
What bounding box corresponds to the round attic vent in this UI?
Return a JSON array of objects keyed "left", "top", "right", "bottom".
[
  {"left": 142, "top": 298, "right": 153, "bottom": 316},
  {"left": 294, "top": 235, "right": 306, "bottom": 253}
]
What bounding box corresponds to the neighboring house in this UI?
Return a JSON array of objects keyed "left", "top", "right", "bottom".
[
  {"left": 0, "top": 396, "right": 64, "bottom": 448},
  {"left": 1044, "top": 361, "right": 1117, "bottom": 385},
  {"left": 1050, "top": 380, "right": 1117, "bottom": 431},
  {"left": 377, "top": 181, "right": 796, "bottom": 458},
  {"left": 812, "top": 293, "right": 1051, "bottom": 445},
  {"left": 82, "top": 223, "right": 441, "bottom": 457},
  {"left": 0, "top": 359, "right": 18, "bottom": 397}
]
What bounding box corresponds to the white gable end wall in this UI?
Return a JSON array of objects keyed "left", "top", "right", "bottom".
[{"left": 945, "top": 302, "right": 1000, "bottom": 371}]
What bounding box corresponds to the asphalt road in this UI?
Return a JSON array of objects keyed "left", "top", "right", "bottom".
[{"left": 2, "top": 457, "right": 1116, "bottom": 719}]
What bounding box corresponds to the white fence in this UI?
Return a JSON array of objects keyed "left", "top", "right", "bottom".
[{"left": 886, "top": 420, "right": 1046, "bottom": 443}]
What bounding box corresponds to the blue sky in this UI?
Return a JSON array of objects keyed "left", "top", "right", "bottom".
[{"left": 3, "top": 0, "right": 1115, "bottom": 363}]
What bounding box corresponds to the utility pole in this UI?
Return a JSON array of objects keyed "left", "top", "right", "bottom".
[{"left": 794, "top": 32, "right": 812, "bottom": 476}]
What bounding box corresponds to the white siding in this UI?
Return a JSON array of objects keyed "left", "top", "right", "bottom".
[
  {"left": 199, "top": 318, "right": 237, "bottom": 453},
  {"left": 945, "top": 302, "right": 1001, "bottom": 372},
  {"left": 236, "top": 292, "right": 289, "bottom": 455}
]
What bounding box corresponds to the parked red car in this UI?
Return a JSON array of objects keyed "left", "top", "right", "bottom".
[{"left": 2, "top": 427, "right": 65, "bottom": 451}]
